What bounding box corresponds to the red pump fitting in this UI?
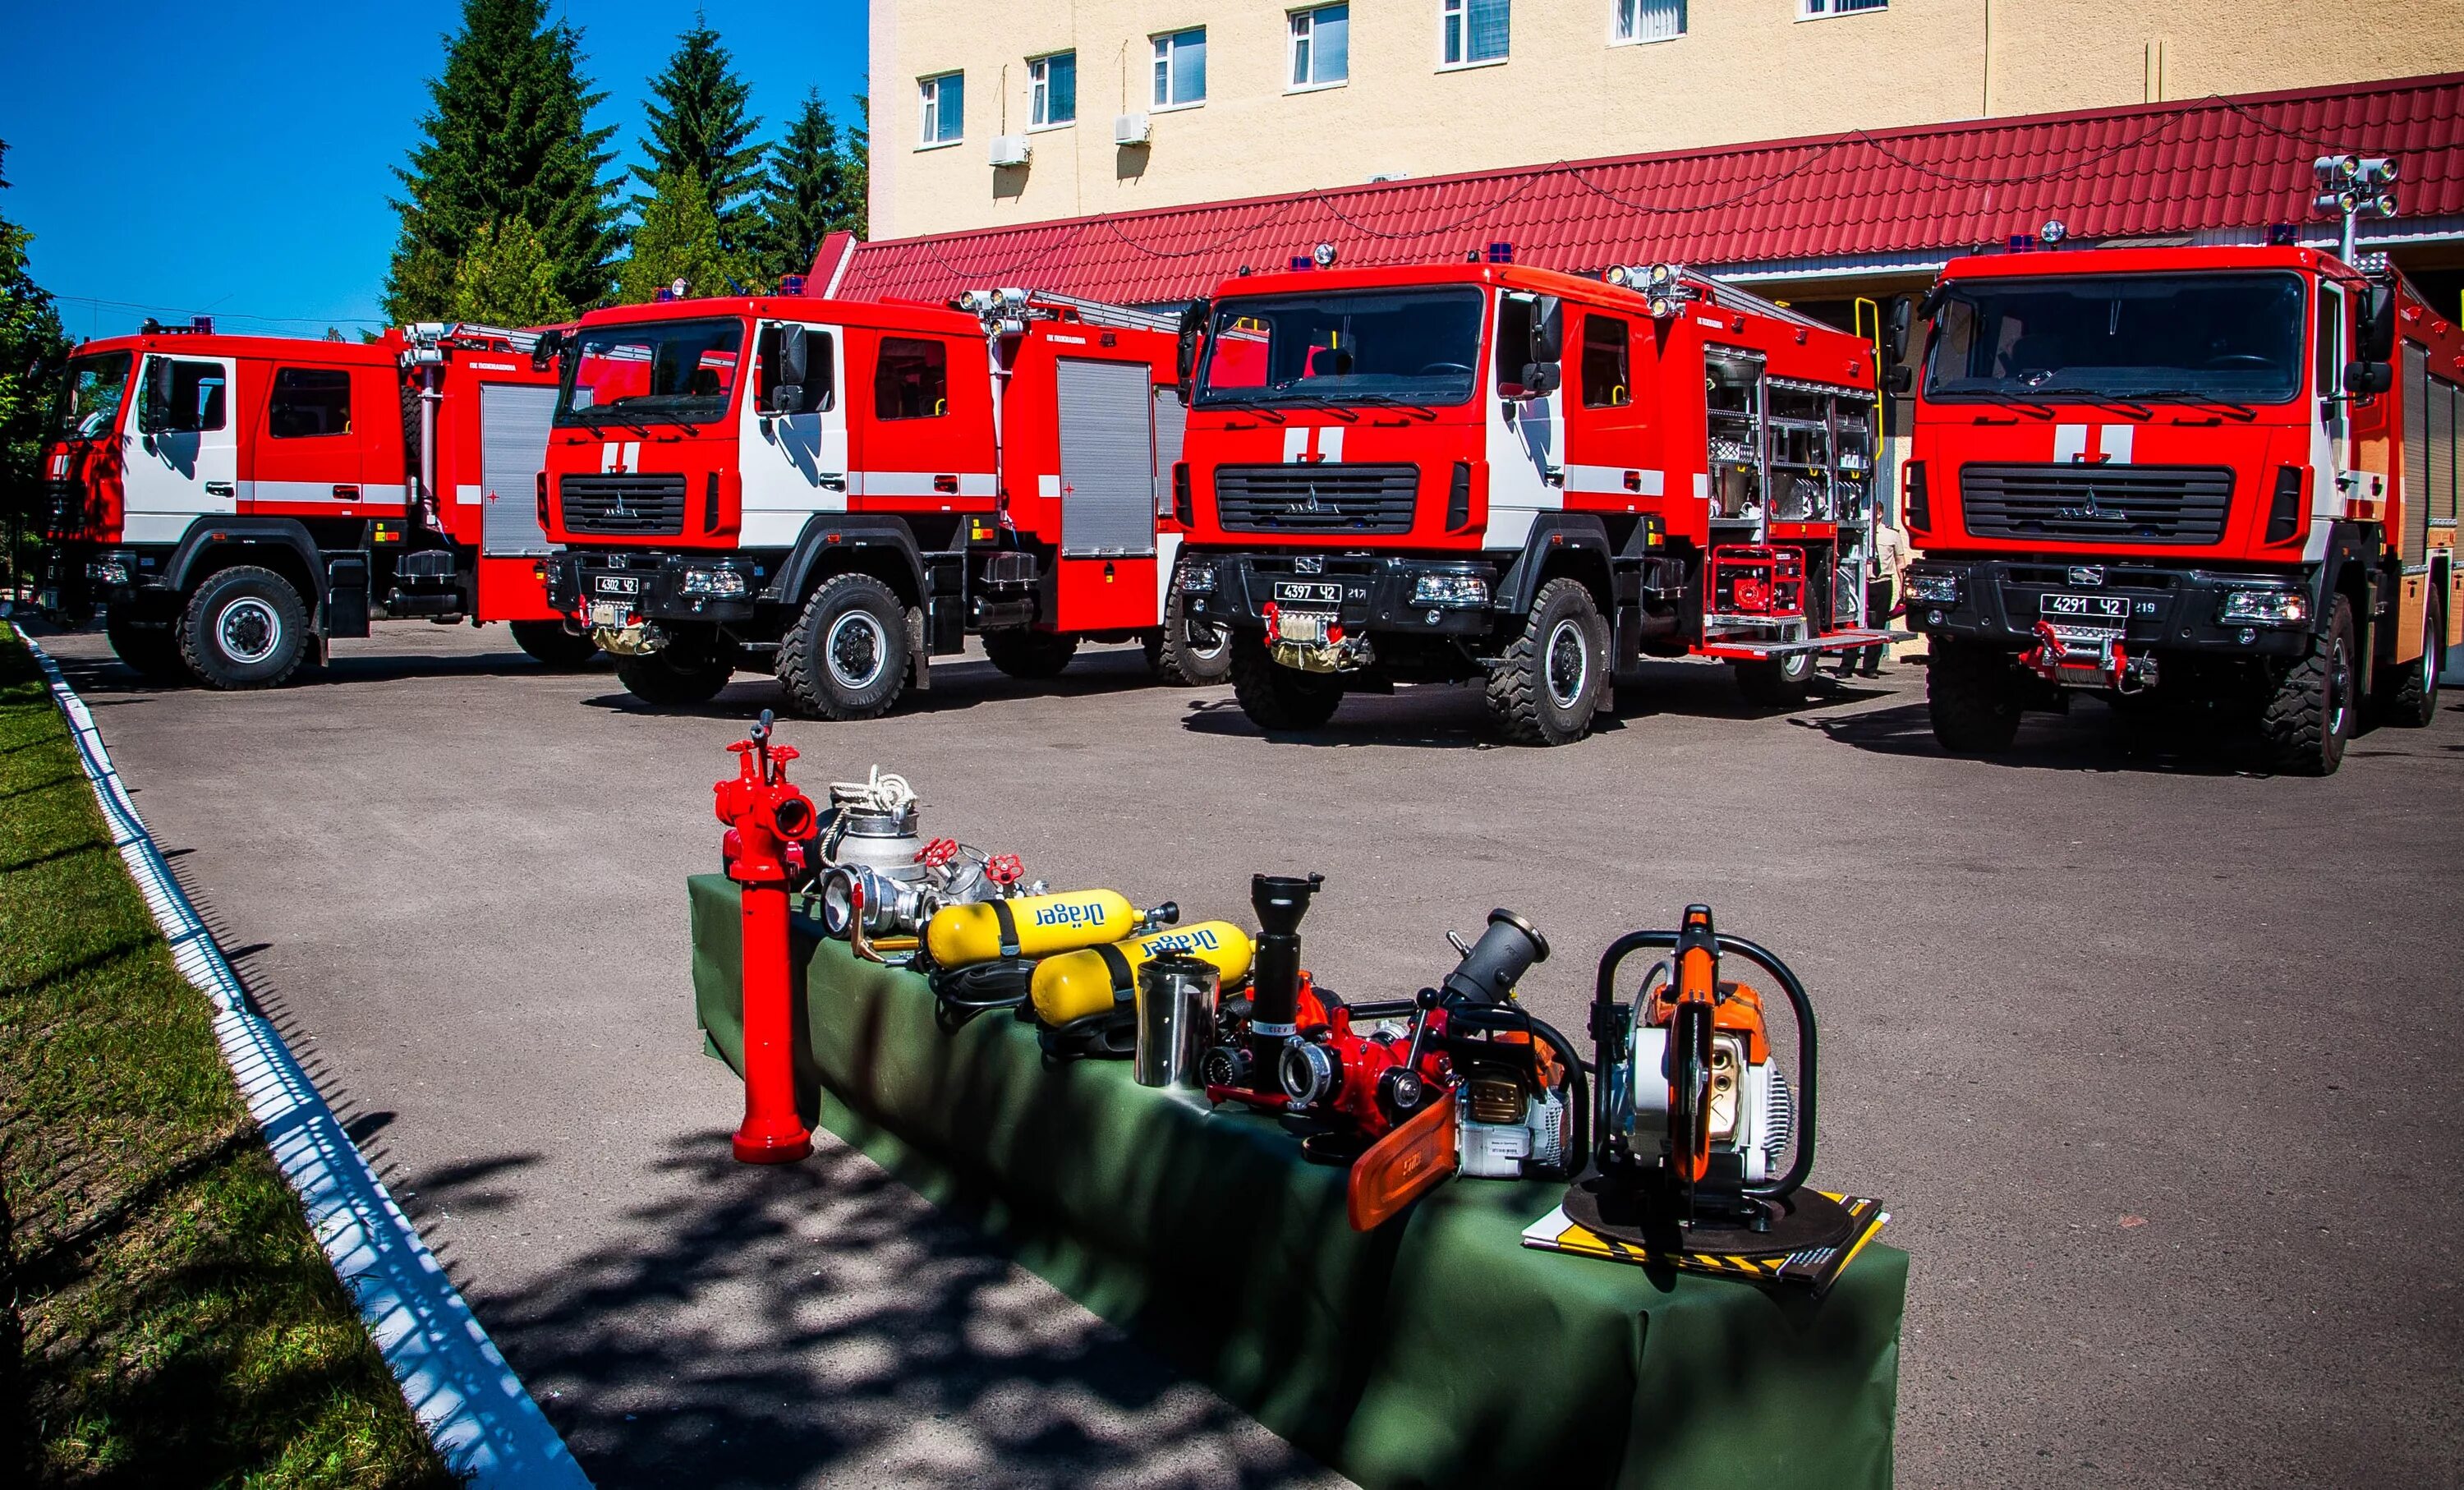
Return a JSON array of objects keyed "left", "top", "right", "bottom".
[{"left": 713, "top": 710, "right": 817, "bottom": 1165}]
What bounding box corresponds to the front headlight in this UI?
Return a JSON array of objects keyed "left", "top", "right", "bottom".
[
  {"left": 680, "top": 568, "right": 748, "bottom": 598},
  {"left": 1904, "top": 571, "right": 1961, "bottom": 604},
  {"left": 1179, "top": 563, "right": 1216, "bottom": 595},
  {"left": 2218, "top": 588, "right": 2308, "bottom": 626},
  {"left": 1411, "top": 573, "right": 1488, "bottom": 607}
]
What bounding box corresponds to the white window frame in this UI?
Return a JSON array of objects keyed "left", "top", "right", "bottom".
[
  {"left": 1028, "top": 51, "right": 1076, "bottom": 131},
  {"left": 1152, "top": 27, "right": 1207, "bottom": 112},
  {"left": 1611, "top": 0, "right": 1686, "bottom": 45},
  {"left": 1439, "top": 0, "right": 1510, "bottom": 72},
  {"left": 917, "top": 71, "right": 963, "bottom": 149},
  {"left": 1289, "top": 5, "right": 1349, "bottom": 93},
  {"left": 1797, "top": 0, "right": 1887, "bottom": 20}
]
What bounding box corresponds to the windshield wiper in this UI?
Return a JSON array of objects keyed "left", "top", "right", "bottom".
[
  {"left": 2130, "top": 389, "right": 2258, "bottom": 419},
  {"left": 1197, "top": 397, "right": 1287, "bottom": 423},
  {"left": 2026, "top": 387, "right": 2154, "bottom": 418},
  {"left": 1346, "top": 393, "right": 1438, "bottom": 421}
]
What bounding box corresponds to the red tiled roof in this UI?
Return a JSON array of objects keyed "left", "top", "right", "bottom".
[{"left": 826, "top": 71, "right": 2464, "bottom": 306}]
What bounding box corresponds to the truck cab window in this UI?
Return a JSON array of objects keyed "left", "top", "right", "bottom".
[
  {"left": 1495, "top": 295, "right": 1534, "bottom": 396},
  {"left": 53, "top": 352, "right": 132, "bottom": 439},
  {"left": 146, "top": 359, "right": 228, "bottom": 433},
  {"left": 269, "top": 367, "right": 353, "bottom": 438},
  {"left": 1580, "top": 314, "right": 1631, "bottom": 407},
  {"left": 2315, "top": 284, "right": 2345, "bottom": 400},
  {"left": 757, "top": 326, "right": 836, "bottom": 415},
  {"left": 875, "top": 337, "right": 949, "bottom": 420}
]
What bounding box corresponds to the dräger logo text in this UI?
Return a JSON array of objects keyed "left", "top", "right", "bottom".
[
  {"left": 1032, "top": 902, "right": 1110, "bottom": 929},
  {"left": 1140, "top": 928, "right": 1222, "bottom": 954}
]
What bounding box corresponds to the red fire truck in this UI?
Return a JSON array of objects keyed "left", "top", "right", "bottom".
[
  {"left": 39, "top": 320, "right": 586, "bottom": 687},
  {"left": 1893, "top": 243, "right": 2463, "bottom": 775},
  {"left": 1170, "top": 255, "right": 1896, "bottom": 744},
  {"left": 538, "top": 287, "right": 1225, "bottom": 715}
]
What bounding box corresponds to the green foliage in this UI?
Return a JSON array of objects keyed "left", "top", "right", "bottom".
[
  {"left": 751, "top": 91, "right": 868, "bottom": 284},
  {"left": 638, "top": 20, "right": 765, "bottom": 258},
  {"left": 0, "top": 144, "right": 71, "bottom": 596},
  {"left": 384, "top": 0, "right": 620, "bottom": 322},
  {"left": 0, "top": 627, "right": 453, "bottom": 1488},
  {"left": 448, "top": 218, "right": 574, "bottom": 327},
  {"left": 618, "top": 169, "right": 752, "bottom": 304}
]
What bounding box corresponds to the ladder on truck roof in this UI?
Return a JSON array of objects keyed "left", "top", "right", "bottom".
[
  {"left": 952, "top": 287, "right": 1179, "bottom": 335},
  {"left": 402, "top": 321, "right": 545, "bottom": 363}
]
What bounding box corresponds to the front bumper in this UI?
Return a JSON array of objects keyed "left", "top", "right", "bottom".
[
  {"left": 1901, "top": 556, "right": 2315, "bottom": 661},
  {"left": 1179, "top": 550, "right": 1501, "bottom": 644},
  {"left": 550, "top": 551, "right": 766, "bottom": 628}
]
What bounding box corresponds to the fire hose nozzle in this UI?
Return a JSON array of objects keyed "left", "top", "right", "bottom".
[{"left": 1440, "top": 908, "right": 1551, "bottom": 1006}]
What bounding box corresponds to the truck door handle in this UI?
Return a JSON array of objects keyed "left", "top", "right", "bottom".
[
  {"left": 817, "top": 473, "right": 846, "bottom": 490},
  {"left": 205, "top": 481, "right": 234, "bottom": 497}
]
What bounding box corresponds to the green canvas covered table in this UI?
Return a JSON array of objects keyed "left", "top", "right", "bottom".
[{"left": 688, "top": 874, "right": 1905, "bottom": 1488}]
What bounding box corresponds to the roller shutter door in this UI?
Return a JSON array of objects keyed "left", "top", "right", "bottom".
[
  {"left": 1056, "top": 358, "right": 1156, "bottom": 556},
  {"left": 480, "top": 383, "right": 560, "bottom": 557}
]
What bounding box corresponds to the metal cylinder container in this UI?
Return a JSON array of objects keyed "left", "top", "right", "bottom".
[{"left": 1135, "top": 951, "right": 1218, "bottom": 1090}]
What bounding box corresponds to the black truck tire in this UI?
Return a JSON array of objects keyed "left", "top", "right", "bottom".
[
  {"left": 509, "top": 619, "right": 598, "bottom": 669},
  {"left": 982, "top": 628, "right": 1080, "bottom": 680},
  {"left": 778, "top": 573, "right": 909, "bottom": 720},
  {"left": 614, "top": 630, "right": 736, "bottom": 706},
  {"left": 1146, "top": 582, "right": 1234, "bottom": 686},
  {"left": 1926, "top": 637, "right": 2025, "bottom": 755},
  {"left": 2260, "top": 595, "right": 2358, "bottom": 775},
  {"left": 1734, "top": 650, "right": 1817, "bottom": 707},
  {"left": 1486, "top": 577, "right": 1608, "bottom": 746},
  {"left": 2375, "top": 592, "right": 2443, "bottom": 729},
  {"left": 1230, "top": 634, "right": 1344, "bottom": 731},
  {"left": 105, "top": 606, "right": 187, "bottom": 682},
  {"left": 179, "top": 565, "right": 310, "bottom": 690}
]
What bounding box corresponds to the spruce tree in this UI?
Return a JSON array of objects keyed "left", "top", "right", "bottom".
[
  {"left": 618, "top": 171, "right": 751, "bottom": 305},
  {"left": 751, "top": 91, "right": 867, "bottom": 284},
  {"left": 637, "top": 19, "right": 765, "bottom": 259},
  {"left": 448, "top": 218, "right": 574, "bottom": 326},
  {"left": 384, "top": 0, "right": 620, "bottom": 322}
]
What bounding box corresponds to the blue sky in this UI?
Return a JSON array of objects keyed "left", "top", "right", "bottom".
[{"left": 4, "top": 1, "right": 869, "bottom": 342}]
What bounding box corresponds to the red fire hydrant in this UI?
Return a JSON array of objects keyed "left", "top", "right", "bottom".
[{"left": 714, "top": 710, "right": 816, "bottom": 1164}]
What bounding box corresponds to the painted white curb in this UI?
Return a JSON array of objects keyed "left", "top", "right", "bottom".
[{"left": 21, "top": 634, "right": 592, "bottom": 1490}]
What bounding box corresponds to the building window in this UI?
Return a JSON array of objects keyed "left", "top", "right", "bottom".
[
  {"left": 1153, "top": 28, "right": 1207, "bottom": 108},
  {"left": 1613, "top": 0, "right": 1685, "bottom": 44},
  {"left": 1442, "top": 0, "right": 1510, "bottom": 67},
  {"left": 1029, "top": 52, "right": 1076, "bottom": 127},
  {"left": 268, "top": 367, "right": 352, "bottom": 438},
  {"left": 1798, "top": 0, "right": 1887, "bottom": 17},
  {"left": 918, "top": 72, "right": 963, "bottom": 147},
  {"left": 876, "top": 338, "right": 950, "bottom": 420},
  {"left": 1290, "top": 5, "right": 1349, "bottom": 90},
  {"left": 1579, "top": 316, "right": 1631, "bottom": 408}
]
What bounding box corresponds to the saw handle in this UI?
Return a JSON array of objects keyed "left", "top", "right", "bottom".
[{"left": 1590, "top": 927, "right": 1819, "bottom": 1202}]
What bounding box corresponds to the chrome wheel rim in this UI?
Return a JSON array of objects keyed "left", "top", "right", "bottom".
[
  {"left": 1545, "top": 616, "right": 1589, "bottom": 710},
  {"left": 2327, "top": 631, "right": 2351, "bottom": 737},
  {"left": 1185, "top": 619, "right": 1230, "bottom": 660},
  {"left": 825, "top": 610, "right": 889, "bottom": 690},
  {"left": 217, "top": 596, "right": 281, "bottom": 665}
]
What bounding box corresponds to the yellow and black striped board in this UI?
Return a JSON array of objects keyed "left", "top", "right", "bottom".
[{"left": 1520, "top": 1193, "right": 1890, "bottom": 1299}]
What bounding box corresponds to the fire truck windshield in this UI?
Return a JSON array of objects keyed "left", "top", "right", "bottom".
[
  {"left": 556, "top": 317, "right": 745, "bottom": 427},
  {"left": 52, "top": 352, "right": 132, "bottom": 440},
  {"left": 1196, "top": 287, "right": 1484, "bottom": 408},
  {"left": 1924, "top": 272, "right": 2305, "bottom": 405}
]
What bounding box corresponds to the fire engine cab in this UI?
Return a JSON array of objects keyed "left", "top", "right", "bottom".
[
  {"left": 40, "top": 320, "right": 584, "bottom": 687},
  {"left": 1172, "top": 255, "right": 1895, "bottom": 744},
  {"left": 1895, "top": 243, "right": 2463, "bottom": 774},
  {"left": 540, "top": 287, "right": 1225, "bottom": 715}
]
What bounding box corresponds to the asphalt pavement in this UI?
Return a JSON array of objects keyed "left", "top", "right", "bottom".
[{"left": 29, "top": 619, "right": 2464, "bottom": 1490}]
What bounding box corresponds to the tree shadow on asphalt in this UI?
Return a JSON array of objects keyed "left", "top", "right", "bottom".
[
  {"left": 575, "top": 648, "right": 1180, "bottom": 724},
  {"left": 1797, "top": 694, "right": 2291, "bottom": 776},
  {"left": 1176, "top": 662, "right": 1893, "bottom": 751},
  {"left": 401, "top": 1133, "right": 1342, "bottom": 1490}
]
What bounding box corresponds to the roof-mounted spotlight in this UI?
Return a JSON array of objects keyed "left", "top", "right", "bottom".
[{"left": 1312, "top": 241, "right": 1338, "bottom": 269}]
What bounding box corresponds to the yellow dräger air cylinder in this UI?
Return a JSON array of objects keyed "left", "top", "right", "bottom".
[
  {"left": 924, "top": 890, "right": 1152, "bottom": 968},
  {"left": 1030, "top": 921, "right": 1257, "bottom": 1026}
]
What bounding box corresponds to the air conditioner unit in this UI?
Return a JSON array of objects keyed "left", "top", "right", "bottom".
[
  {"left": 1115, "top": 113, "right": 1152, "bottom": 146},
  {"left": 989, "top": 135, "right": 1031, "bottom": 168}
]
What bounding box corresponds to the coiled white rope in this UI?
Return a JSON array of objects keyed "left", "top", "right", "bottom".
[{"left": 827, "top": 765, "right": 917, "bottom": 815}]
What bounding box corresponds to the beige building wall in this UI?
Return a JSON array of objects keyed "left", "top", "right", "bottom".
[{"left": 869, "top": 0, "right": 2463, "bottom": 241}]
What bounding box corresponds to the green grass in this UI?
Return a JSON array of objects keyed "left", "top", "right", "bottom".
[{"left": 0, "top": 622, "right": 457, "bottom": 1489}]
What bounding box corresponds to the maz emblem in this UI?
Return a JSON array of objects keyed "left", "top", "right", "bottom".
[
  {"left": 1295, "top": 556, "right": 1323, "bottom": 573},
  {"left": 2067, "top": 565, "right": 2106, "bottom": 586}
]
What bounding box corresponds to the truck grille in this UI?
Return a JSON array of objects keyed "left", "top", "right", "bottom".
[
  {"left": 559, "top": 474, "right": 687, "bottom": 536},
  {"left": 1960, "top": 464, "right": 2232, "bottom": 545},
  {"left": 1213, "top": 464, "right": 1418, "bottom": 535}
]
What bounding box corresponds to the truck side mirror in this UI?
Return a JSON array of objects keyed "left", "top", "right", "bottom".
[
  {"left": 1886, "top": 364, "right": 1915, "bottom": 395},
  {"left": 2357, "top": 283, "right": 2396, "bottom": 365},
  {"left": 528, "top": 327, "right": 565, "bottom": 373},
  {"left": 140, "top": 358, "right": 175, "bottom": 435},
  {"left": 2344, "top": 358, "right": 2393, "bottom": 396},
  {"left": 1176, "top": 298, "right": 1211, "bottom": 405},
  {"left": 1530, "top": 296, "right": 1564, "bottom": 363},
  {"left": 1886, "top": 298, "right": 1912, "bottom": 366},
  {"left": 777, "top": 323, "right": 810, "bottom": 389},
  {"left": 766, "top": 383, "right": 806, "bottom": 416},
  {"left": 1518, "top": 361, "right": 1561, "bottom": 398}
]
